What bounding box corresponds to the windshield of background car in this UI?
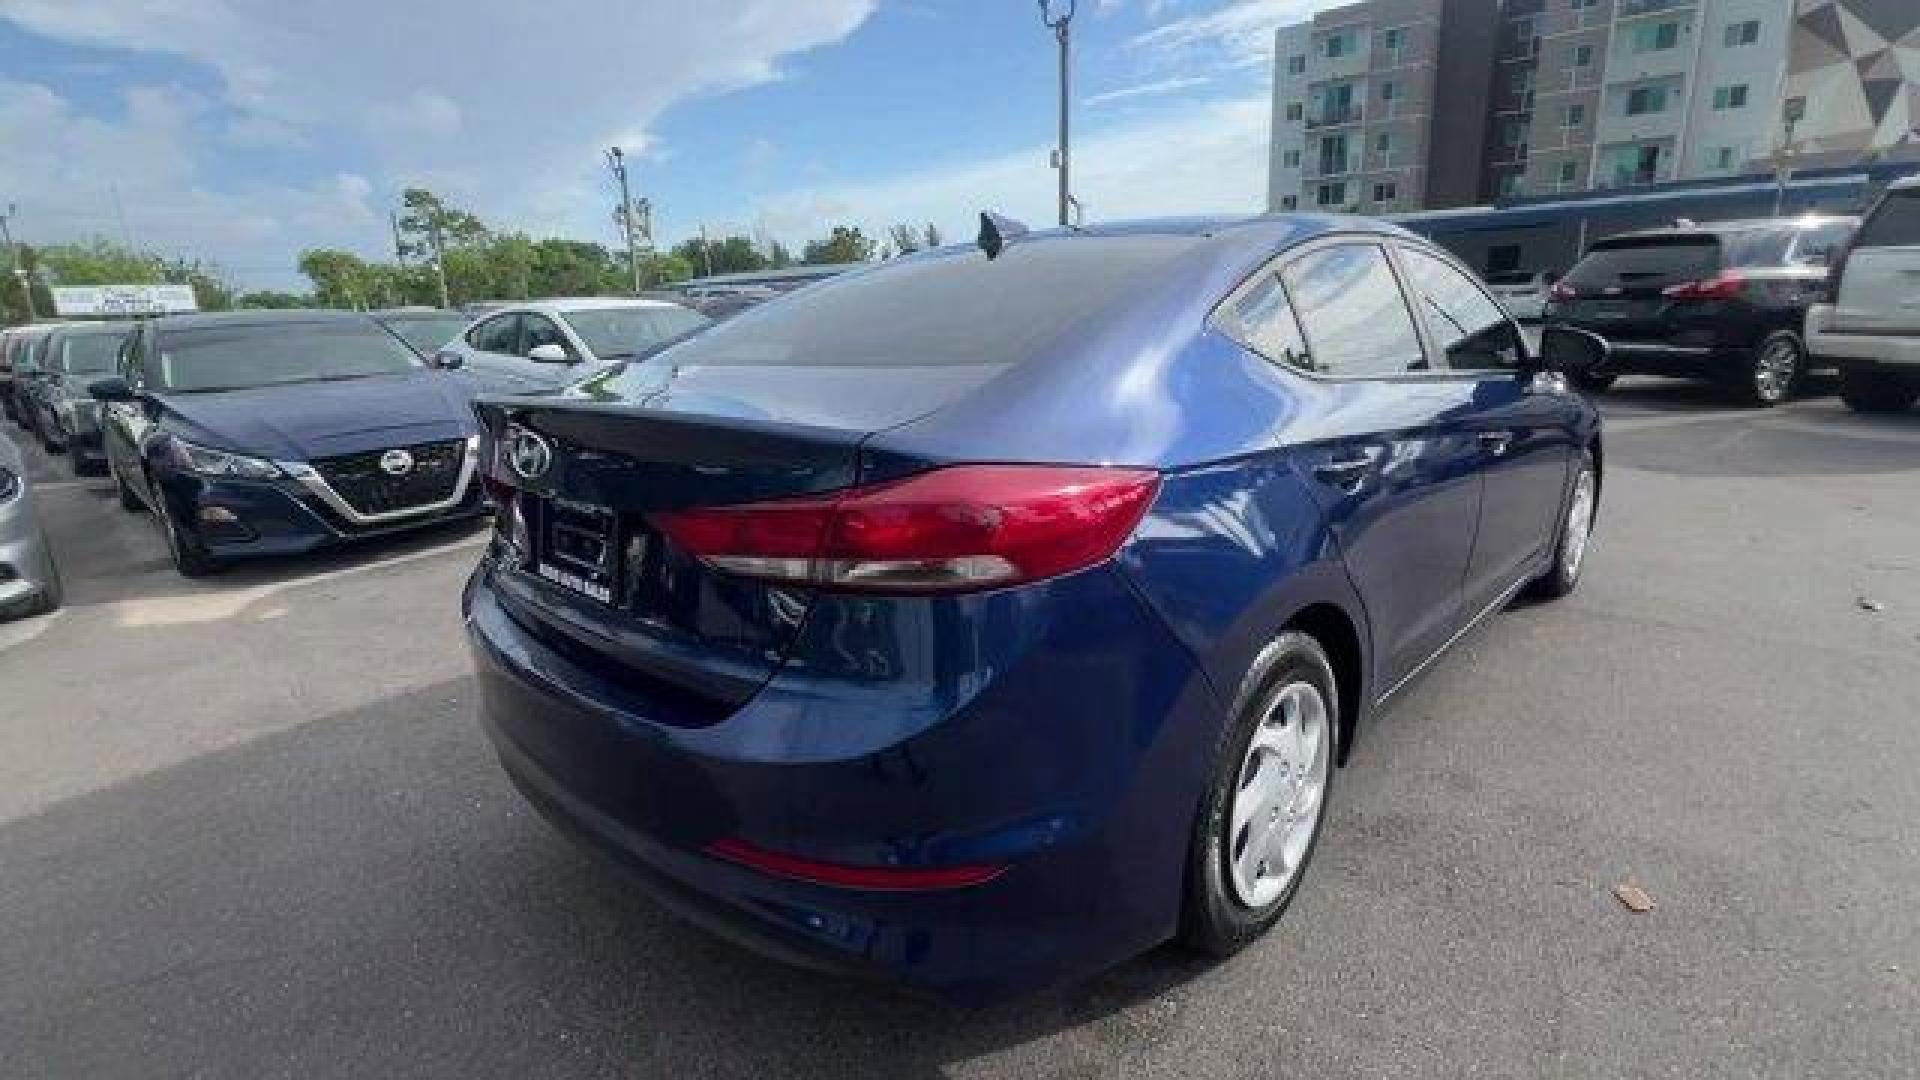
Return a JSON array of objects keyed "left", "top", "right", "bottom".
[
  {"left": 618, "top": 236, "right": 1198, "bottom": 378},
  {"left": 383, "top": 315, "right": 471, "bottom": 355},
  {"left": 1484, "top": 272, "right": 1538, "bottom": 287},
  {"left": 558, "top": 306, "right": 710, "bottom": 358},
  {"left": 55, "top": 331, "right": 127, "bottom": 377},
  {"left": 156, "top": 321, "right": 422, "bottom": 392},
  {"left": 1565, "top": 235, "right": 1719, "bottom": 289}
]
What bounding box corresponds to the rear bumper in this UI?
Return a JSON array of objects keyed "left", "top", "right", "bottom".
[
  {"left": 1805, "top": 305, "right": 1920, "bottom": 372},
  {"left": 464, "top": 557, "right": 1224, "bottom": 1001}
]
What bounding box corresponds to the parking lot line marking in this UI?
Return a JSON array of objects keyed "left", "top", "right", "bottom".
[{"left": 113, "top": 534, "right": 488, "bottom": 629}]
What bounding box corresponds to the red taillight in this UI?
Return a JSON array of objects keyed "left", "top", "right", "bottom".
[
  {"left": 649, "top": 465, "right": 1160, "bottom": 595},
  {"left": 1548, "top": 281, "right": 1577, "bottom": 302},
  {"left": 1661, "top": 270, "right": 1745, "bottom": 300},
  {"left": 705, "top": 838, "right": 1005, "bottom": 891}
]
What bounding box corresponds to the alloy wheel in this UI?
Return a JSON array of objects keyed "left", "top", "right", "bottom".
[
  {"left": 1753, "top": 340, "right": 1798, "bottom": 404},
  {"left": 1227, "top": 680, "right": 1332, "bottom": 908}
]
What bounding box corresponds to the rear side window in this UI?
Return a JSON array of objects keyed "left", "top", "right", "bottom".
[
  {"left": 631, "top": 235, "right": 1199, "bottom": 370},
  {"left": 1400, "top": 250, "right": 1523, "bottom": 371},
  {"left": 1788, "top": 220, "right": 1853, "bottom": 265},
  {"left": 1566, "top": 236, "right": 1718, "bottom": 288},
  {"left": 467, "top": 314, "right": 521, "bottom": 354},
  {"left": 1218, "top": 273, "right": 1313, "bottom": 373},
  {"left": 1281, "top": 244, "right": 1426, "bottom": 378},
  {"left": 1856, "top": 191, "right": 1920, "bottom": 248}
]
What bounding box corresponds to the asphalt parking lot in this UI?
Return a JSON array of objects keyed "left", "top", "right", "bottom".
[{"left": 3, "top": 379, "right": 1918, "bottom": 1079}]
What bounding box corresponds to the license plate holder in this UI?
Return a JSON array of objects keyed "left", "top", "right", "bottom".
[{"left": 534, "top": 499, "right": 620, "bottom": 606}]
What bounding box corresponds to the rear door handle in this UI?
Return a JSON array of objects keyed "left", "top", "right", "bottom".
[
  {"left": 1478, "top": 431, "right": 1513, "bottom": 456},
  {"left": 1312, "top": 448, "right": 1382, "bottom": 491}
]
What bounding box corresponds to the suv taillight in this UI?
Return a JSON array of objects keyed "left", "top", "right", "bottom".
[
  {"left": 650, "top": 465, "right": 1160, "bottom": 595},
  {"left": 1661, "top": 270, "right": 1745, "bottom": 300}
]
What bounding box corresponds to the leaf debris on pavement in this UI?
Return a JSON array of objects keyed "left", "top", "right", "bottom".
[{"left": 1613, "top": 883, "right": 1655, "bottom": 913}]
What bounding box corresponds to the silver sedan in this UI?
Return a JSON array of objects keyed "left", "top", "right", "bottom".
[{"left": 0, "top": 427, "right": 61, "bottom": 620}]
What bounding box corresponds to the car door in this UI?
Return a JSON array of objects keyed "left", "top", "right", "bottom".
[
  {"left": 1396, "top": 245, "right": 1579, "bottom": 614},
  {"left": 1259, "top": 240, "right": 1486, "bottom": 693},
  {"left": 1834, "top": 187, "right": 1920, "bottom": 335},
  {"left": 101, "top": 324, "right": 154, "bottom": 500}
]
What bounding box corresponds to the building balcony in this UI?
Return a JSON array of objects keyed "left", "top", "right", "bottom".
[
  {"left": 1306, "top": 105, "right": 1364, "bottom": 129},
  {"left": 1616, "top": 0, "right": 1695, "bottom": 20}
]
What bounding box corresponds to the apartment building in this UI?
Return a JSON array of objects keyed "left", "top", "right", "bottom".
[{"left": 1266, "top": 0, "right": 1500, "bottom": 214}]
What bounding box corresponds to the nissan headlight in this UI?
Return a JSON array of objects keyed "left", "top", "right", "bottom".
[{"left": 167, "top": 438, "right": 283, "bottom": 480}]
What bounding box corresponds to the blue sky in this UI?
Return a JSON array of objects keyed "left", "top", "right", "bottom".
[{"left": 0, "top": 0, "right": 1326, "bottom": 288}]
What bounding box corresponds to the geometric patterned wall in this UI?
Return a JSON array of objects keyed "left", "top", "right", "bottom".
[{"left": 1785, "top": 0, "right": 1920, "bottom": 159}]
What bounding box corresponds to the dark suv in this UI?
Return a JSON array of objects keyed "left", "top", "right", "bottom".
[{"left": 1544, "top": 216, "right": 1854, "bottom": 405}]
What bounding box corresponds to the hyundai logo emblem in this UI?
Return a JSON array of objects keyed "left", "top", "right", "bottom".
[
  {"left": 379, "top": 449, "right": 415, "bottom": 476},
  {"left": 507, "top": 427, "right": 553, "bottom": 481}
]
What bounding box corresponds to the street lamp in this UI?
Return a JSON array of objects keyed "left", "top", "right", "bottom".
[{"left": 1039, "top": 0, "right": 1076, "bottom": 228}]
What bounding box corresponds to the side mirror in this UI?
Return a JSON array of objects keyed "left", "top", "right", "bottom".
[
  {"left": 432, "top": 349, "right": 466, "bottom": 370},
  {"left": 1536, "top": 325, "right": 1608, "bottom": 374},
  {"left": 87, "top": 376, "right": 137, "bottom": 402},
  {"left": 526, "top": 343, "right": 571, "bottom": 365}
]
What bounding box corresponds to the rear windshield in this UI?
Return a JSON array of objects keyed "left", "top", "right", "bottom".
[
  {"left": 381, "top": 314, "right": 470, "bottom": 355},
  {"left": 1566, "top": 236, "right": 1719, "bottom": 288},
  {"left": 157, "top": 321, "right": 422, "bottom": 392},
  {"left": 559, "top": 306, "right": 710, "bottom": 359},
  {"left": 625, "top": 235, "right": 1199, "bottom": 371},
  {"left": 1856, "top": 191, "right": 1920, "bottom": 248},
  {"left": 55, "top": 331, "right": 128, "bottom": 376}
]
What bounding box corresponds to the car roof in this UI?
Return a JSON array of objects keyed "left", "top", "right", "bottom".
[
  {"left": 518, "top": 296, "right": 685, "bottom": 312},
  {"left": 45, "top": 321, "right": 132, "bottom": 337},
  {"left": 371, "top": 307, "right": 464, "bottom": 319},
  {"left": 1597, "top": 215, "right": 1858, "bottom": 244},
  {"left": 147, "top": 309, "right": 379, "bottom": 332}
]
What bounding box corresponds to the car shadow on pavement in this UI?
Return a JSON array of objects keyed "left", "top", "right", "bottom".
[{"left": 0, "top": 678, "right": 1205, "bottom": 1079}]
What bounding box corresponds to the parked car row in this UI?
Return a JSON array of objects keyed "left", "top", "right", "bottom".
[{"left": 0, "top": 296, "right": 711, "bottom": 582}]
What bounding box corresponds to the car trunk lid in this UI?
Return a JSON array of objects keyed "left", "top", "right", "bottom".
[{"left": 1557, "top": 234, "right": 1722, "bottom": 335}]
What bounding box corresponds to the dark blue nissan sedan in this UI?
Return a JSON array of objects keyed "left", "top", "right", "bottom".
[
  {"left": 91, "top": 310, "right": 484, "bottom": 576},
  {"left": 466, "top": 215, "right": 1605, "bottom": 1001}
]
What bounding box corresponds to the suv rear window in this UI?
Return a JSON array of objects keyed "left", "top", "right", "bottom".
[
  {"left": 1718, "top": 229, "right": 1793, "bottom": 267},
  {"left": 634, "top": 235, "right": 1199, "bottom": 369},
  {"left": 1565, "top": 235, "right": 1719, "bottom": 289},
  {"left": 1856, "top": 190, "right": 1920, "bottom": 248}
]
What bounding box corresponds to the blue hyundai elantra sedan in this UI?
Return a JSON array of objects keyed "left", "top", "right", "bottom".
[{"left": 466, "top": 214, "right": 1605, "bottom": 1002}]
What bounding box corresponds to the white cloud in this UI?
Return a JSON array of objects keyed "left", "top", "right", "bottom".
[
  {"left": 755, "top": 94, "right": 1271, "bottom": 246},
  {"left": 1129, "top": 0, "right": 1327, "bottom": 70},
  {"left": 1086, "top": 75, "right": 1212, "bottom": 106},
  {"left": 0, "top": 0, "right": 878, "bottom": 283}
]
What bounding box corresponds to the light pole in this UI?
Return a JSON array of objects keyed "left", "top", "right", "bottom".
[
  {"left": 1772, "top": 97, "right": 1805, "bottom": 217},
  {"left": 0, "top": 203, "right": 35, "bottom": 321},
  {"left": 1039, "top": 0, "right": 1076, "bottom": 228},
  {"left": 607, "top": 146, "right": 645, "bottom": 293}
]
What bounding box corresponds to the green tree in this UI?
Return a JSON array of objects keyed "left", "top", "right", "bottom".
[
  {"left": 802, "top": 225, "right": 876, "bottom": 265},
  {"left": 297, "top": 248, "right": 374, "bottom": 308},
  {"left": 643, "top": 251, "right": 695, "bottom": 284},
  {"left": 530, "top": 238, "right": 618, "bottom": 296},
  {"left": 236, "top": 289, "right": 314, "bottom": 309},
  {"left": 395, "top": 188, "right": 488, "bottom": 304},
  {"left": 670, "top": 233, "right": 765, "bottom": 277}
]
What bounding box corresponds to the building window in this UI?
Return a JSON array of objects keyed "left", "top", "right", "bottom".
[
  {"left": 1375, "top": 131, "right": 1392, "bottom": 155},
  {"left": 1632, "top": 21, "right": 1680, "bottom": 53},
  {"left": 1712, "top": 146, "right": 1735, "bottom": 169},
  {"left": 1288, "top": 54, "right": 1307, "bottom": 75},
  {"left": 1712, "top": 84, "right": 1749, "bottom": 110},
  {"left": 1281, "top": 195, "right": 1298, "bottom": 210},
  {"left": 1382, "top": 27, "right": 1403, "bottom": 55},
  {"left": 1316, "top": 181, "right": 1348, "bottom": 207},
  {"left": 1380, "top": 80, "right": 1396, "bottom": 102},
  {"left": 1570, "top": 0, "right": 1598, "bottom": 9},
  {"left": 1724, "top": 20, "right": 1760, "bottom": 47},
  {"left": 1286, "top": 101, "right": 1304, "bottom": 121},
  {"left": 1323, "top": 30, "right": 1351, "bottom": 58},
  {"left": 1499, "top": 174, "right": 1522, "bottom": 198},
  {"left": 1283, "top": 149, "right": 1301, "bottom": 168},
  {"left": 1625, "top": 84, "right": 1669, "bottom": 116},
  {"left": 1511, "top": 67, "right": 1533, "bottom": 94},
  {"left": 1504, "top": 119, "right": 1528, "bottom": 149},
  {"left": 1572, "top": 43, "right": 1593, "bottom": 67},
  {"left": 1372, "top": 181, "right": 1398, "bottom": 203},
  {"left": 1564, "top": 102, "right": 1585, "bottom": 127},
  {"left": 1558, "top": 160, "right": 1578, "bottom": 185}
]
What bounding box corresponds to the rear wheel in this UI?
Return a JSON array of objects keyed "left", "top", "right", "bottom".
[
  {"left": 1838, "top": 370, "right": 1920, "bottom": 414},
  {"left": 1182, "top": 632, "right": 1338, "bottom": 957},
  {"left": 1745, "top": 333, "right": 1802, "bottom": 407}
]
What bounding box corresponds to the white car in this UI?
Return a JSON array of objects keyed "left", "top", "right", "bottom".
[
  {"left": 434, "top": 297, "right": 709, "bottom": 393},
  {"left": 1806, "top": 175, "right": 1920, "bottom": 414},
  {"left": 1484, "top": 270, "right": 1560, "bottom": 322}
]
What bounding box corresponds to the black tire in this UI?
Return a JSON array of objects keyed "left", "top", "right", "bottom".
[
  {"left": 1181, "top": 631, "right": 1339, "bottom": 958},
  {"left": 1570, "top": 371, "right": 1616, "bottom": 394},
  {"left": 1838, "top": 370, "right": 1920, "bottom": 414},
  {"left": 112, "top": 460, "right": 144, "bottom": 512},
  {"left": 1529, "top": 448, "right": 1598, "bottom": 601},
  {"left": 1743, "top": 332, "right": 1803, "bottom": 408},
  {"left": 160, "top": 505, "right": 220, "bottom": 578}
]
